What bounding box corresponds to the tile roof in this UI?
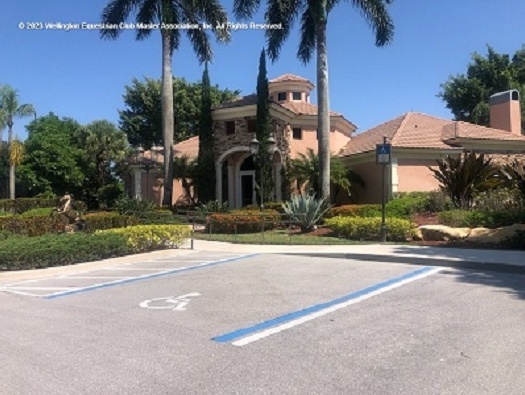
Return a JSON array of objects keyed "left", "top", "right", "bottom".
[
  {"left": 339, "top": 112, "right": 525, "bottom": 156},
  {"left": 280, "top": 101, "right": 341, "bottom": 116},
  {"left": 214, "top": 94, "right": 259, "bottom": 109},
  {"left": 214, "top": 94, "right": 342, "bottom": 117},
  {"left": 141, "top": 136, "right": 200, "bottom": 164},
  {"left": 269, "top": 74, "right": 313, "bottom": 84}
]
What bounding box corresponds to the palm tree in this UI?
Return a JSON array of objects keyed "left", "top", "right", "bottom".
[
  {"left": 0, "top": 85, "right": 35, "bottom": 199},
  {"left": 288, "top": 148, "right": 364, "bottom": 201},
  {"left": 8, "top": 138, "right": 24, "bottom": 198},
  {"left": 79, "top": 120, "right": 129, "bottom": 188},
  {"left": 173, "top": 155, "right": 198, "bottom": 205},
  {"left": 234, "top": 0, "right": 394, "bottom": 201},
  {"left": 100, "top": 0, "right": 230, "bottom": 207}
]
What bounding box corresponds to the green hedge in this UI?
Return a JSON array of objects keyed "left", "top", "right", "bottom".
[
  {"left": 0, "top": 216, "right": 56, "bottom": 237},
  {"left": 438, "top": 210, "right": 525, "bottom": 228},
  {"left": 325, "top": 216, "right": 416, "bottom": 241},
  {"left": 0, "top": 224, "right": 193, "bottom": 270},
  {"left": 84, "top": 212, "right": 139, "bottom": 232},
  {"left": 0, "top": 233, "right": 131, "bottom": 270},
  {"left": 0, "top": 212, "right": 139, "bottom": 236},
  {"left": 206, "top": 210, "right": 280, "bottom": 234},
  {"left": 0, "top": 198, "right": 87, "bottom": 214}
]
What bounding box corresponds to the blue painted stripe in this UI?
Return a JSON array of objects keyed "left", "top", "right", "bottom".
[
  {"left": 213, "top": 266, "right": 436, "bottom": 343},
  {"left": 45, "top": 253, "right": 258, "bottom": 300}
]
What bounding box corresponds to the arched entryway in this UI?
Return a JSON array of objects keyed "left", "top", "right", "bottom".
[{"left": 215, "top": 147, "right": 283, "bottom": 209}]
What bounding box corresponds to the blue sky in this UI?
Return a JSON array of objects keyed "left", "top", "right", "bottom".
[{"left": 1, "top": 0, "right": 525, "bottom": 141}]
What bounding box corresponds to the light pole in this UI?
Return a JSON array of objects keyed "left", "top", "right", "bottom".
[
  {"left": 249, "top": 134, "right": 276, "bottom": 211},
  {"left": 135, "top": 145, "right": 158, "bottom": 200}
]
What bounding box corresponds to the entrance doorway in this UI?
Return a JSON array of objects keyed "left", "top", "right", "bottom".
[{"left": 240, "top": 171, "right": 255, "bottom": 207}]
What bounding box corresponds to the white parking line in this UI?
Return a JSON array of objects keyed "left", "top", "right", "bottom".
[
  {"left": 67, "top": 276, "right": 133, "bottom": 279},
  {"left": 3, "top": 287, "right": 79, "bottom": 291},
  {"left": 0, "top": 253, "right": 256, "bottom": 298}
]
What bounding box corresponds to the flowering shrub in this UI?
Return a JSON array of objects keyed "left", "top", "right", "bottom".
[
  {"left": 97, "top": 224, "right": 191, "bottom": 252},
  {"left": 325, "top": 216, "right": 416, "bottom": 241}
]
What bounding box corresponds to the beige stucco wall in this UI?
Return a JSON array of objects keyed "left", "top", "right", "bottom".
[
  {"left": 396, "top": 159, "right": 440, "bottom": 192},
  {"left": 289, "top": 128, "right": 351, "bottom": 158},
  {"left": 348, "top": 162, "right": 385, "bottom": 204}
]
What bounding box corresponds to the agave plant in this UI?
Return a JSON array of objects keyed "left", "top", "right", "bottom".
[
  {"left": 429, "top": 152, "right": 503, "bottom": 209},
  {"left": 281, "top": 192, "right": 330, "bottom": 233}
]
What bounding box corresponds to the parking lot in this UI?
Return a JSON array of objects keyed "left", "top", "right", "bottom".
[{"left": 1, "top": 251, "right": 525, "bottom": 394}]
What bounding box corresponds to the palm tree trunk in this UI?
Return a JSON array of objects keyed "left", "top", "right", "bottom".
[
  {"left": 316, "top": 17, "right": 330, "bottom": 201},
  {"left": 7, "top": 122, "right": 14, "bottom": 199},
  {"left": 161, "top": 30, "right": 175, "bottom": 207},
  {"left": 9, "top": 163, "right": 15, "bottom": 199}
]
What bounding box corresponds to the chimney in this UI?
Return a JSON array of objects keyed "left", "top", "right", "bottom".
[{"left": 489, "top": 90, "right": 522, "bottom": 135}]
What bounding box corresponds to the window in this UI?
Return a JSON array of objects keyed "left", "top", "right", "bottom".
[
  {"left": 247, "top": 119, "right": 257, "bottom": 134},
  {"left": 225, "top": 121, "right": 235, "bottom": 135},
  {"left": 292, "top": 128, "right": 302, "bottom": 140},
  {"left": 277, "top": 92, "right": 287, "bottom": 101},
  {"left": 292, "top": 92, "right": 302, "bottom": 101}
]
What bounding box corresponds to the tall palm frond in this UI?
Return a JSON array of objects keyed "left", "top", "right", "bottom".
[
  {"left": 100, "top": 0, "right": 229, "bottom": 206},
  {"left": 234, "top": 0, "right": 394, "bottom": 201}
]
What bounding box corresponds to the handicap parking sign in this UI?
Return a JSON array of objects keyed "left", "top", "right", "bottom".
[{"left": 376, "top": 144, "right": 391, "bottom": 164}]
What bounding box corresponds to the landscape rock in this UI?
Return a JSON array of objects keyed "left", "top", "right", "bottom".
[
  {"left": 418, "top": 225, "right": 471, "bottom": 241},
  {"left": 466, "top": 224, "right": 525, "bottom": 244}
]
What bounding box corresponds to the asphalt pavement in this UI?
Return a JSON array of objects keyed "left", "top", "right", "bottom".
[{"left": 1, "top": 242, "right": 524, "bottom": 394}]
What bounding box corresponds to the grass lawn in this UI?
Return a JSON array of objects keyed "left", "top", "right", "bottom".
[{"left": 192, "top": 229, "right": 373, "bottom": 245}]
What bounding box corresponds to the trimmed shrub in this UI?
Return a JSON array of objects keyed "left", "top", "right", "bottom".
[
  {"left": 325, "top": 216, "right": 416, "bottom": 241},
  {"left": 0, "top": 233, "right": 131, "bottom": 271},
  {"left": 20, "top": 207, "right": 55, "bottom": 217},
  {"left": 438, "top": 210, "right": 525, "bottom": 228},
  {"left": 206, "top": 210, "right": 280, "bottom": 234},
  {"left": 437, "top": 210, "right": 468, "bottom": 228},
  {"left": 84, "top": 212, "right": 140, "bottom": 232},
  {"left": 0, "top": 198, "right": 56, "bottom": 214},
  {"left": 0, "top": 215, "right": 55, "bottom": 237},
  {"left": 139, "top": 210, "right": 186, "bottom": 225},
  {"left": 97, "top": 224, "right": 191, "bottom": 252},
  {"left": 386, "top": 195, "right": 427, "bottom": 218},
  {"left": 327, "top": 204, "right": 382, "bottom": 218}
]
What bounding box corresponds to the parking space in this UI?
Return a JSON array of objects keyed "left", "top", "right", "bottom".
[
  {"left": 0, "top": 251, "right": 256, "bottom": 298},
  {"left": 1, "top": 253, "right": 525, "bottom": 394}
]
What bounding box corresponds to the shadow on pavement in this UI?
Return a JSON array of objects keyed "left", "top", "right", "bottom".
[{"left": 442, "top": 269, "right": 525, "bottom": 301}]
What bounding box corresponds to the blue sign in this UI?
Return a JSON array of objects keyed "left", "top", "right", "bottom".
[{"left": 376, "top": 144, "right": 391, "bottom": 164}]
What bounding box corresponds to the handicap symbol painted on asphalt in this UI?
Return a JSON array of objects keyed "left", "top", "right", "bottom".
[{"left": 139, "top": 292, "right": 201, "bottom": 311}]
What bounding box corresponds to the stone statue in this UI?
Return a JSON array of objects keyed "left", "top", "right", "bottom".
[{"left": 53, "top": 193, "right": 86, "bottom": 233}]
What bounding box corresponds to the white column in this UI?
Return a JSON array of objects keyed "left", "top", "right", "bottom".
[
  {"left": 274, "top": 163, "right": 282, "bottom": 202},
  {"left": 390, "top": 157, "right": 398, "bottom": 196},
  {"left": 215, "top": 163, "right": 222, "bottom": 204},
  {"left": 134, "top": 168, "right": 142, "bottom": 199},
  {"left": 228, "top": 165, "right": 235, "bottom": 209}
]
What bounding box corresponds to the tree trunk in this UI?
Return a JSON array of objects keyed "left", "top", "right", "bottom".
[
  {"left": 316, "top": 18, "right": 330, "bottom": 201},
  {"left": 9, "top": 163, "right": 15, "bottom": 200},
  {"left": 7, "top": 122, "right": 14, "bottom": 199},
  {"left": 161, "top": 31, "right": 175, "bottom": 207}
]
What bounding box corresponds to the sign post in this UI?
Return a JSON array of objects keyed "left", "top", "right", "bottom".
[{"left": 376, "top": 137, "right": 391, "bottom": 242}]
